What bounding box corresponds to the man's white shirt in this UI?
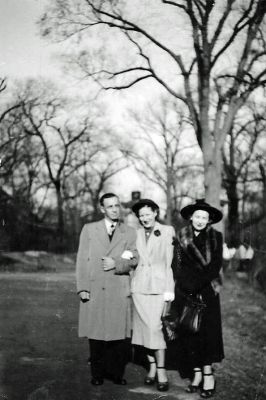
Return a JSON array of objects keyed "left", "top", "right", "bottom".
[{"left": 104, "top": 219, "right": 117, "bottom": 235}]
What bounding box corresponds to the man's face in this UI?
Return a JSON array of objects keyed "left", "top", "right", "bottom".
[{"left": 101, "top": 196, "right": 121, "bottom": 221}]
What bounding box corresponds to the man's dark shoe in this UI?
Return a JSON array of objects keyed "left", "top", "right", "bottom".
[
  {"left": 91, "top": 378, "right": 104, "bottom": 386},
  {"left": 112, "top": 377, "right": 127, "bottom": 385}
]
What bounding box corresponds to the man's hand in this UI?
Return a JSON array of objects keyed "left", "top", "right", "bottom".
[
  {"left": 102, "top": 257, "right": 115, "bottom": 271},
  {"left": 79, "top": 291, "right": 90, "bottom": 302}
]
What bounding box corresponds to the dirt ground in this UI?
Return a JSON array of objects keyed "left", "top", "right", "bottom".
[{"left": 0, "top": 271, "right": 265, "bottom": 400}]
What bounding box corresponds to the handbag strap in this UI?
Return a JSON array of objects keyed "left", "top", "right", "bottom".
[
  {"left": 184, "top": 293, "right": 206, "bottom": 308},
  {"left": 162, "top": 301, "right": 172, "bottom": 317}
]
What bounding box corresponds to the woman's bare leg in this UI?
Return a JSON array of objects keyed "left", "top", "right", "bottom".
[
  {"left": 203, "top": 365, "right": 215, "bottom": 390},
  {"left": 146, "top": 353, "right": 156, "bottom": 378},
  {"left": 155, "top": 349, "right": 168, "bottom": 382}
]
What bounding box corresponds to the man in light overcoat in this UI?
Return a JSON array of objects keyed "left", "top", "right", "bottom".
[{"left": 76, "top": 193, "right": 138, "bottom": 386}]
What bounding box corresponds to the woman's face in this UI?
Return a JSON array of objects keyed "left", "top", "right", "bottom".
[
  {"left": 191, "top": 209, "right": 210, "bottom": 230},
  {"left": 138, "top": 206, "right": 157, "bottom": 229}
]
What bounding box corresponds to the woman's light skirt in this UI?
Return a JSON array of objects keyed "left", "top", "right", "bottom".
[{"left": 132, "top": 293, "right": 166, "bottom": 350}]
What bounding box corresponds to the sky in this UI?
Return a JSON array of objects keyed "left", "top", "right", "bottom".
[
  {"left": 0, "top": 0, "right": 60, "bottom": 79},
  {"left": 0, "top": 0, "right": 155, "bottom": 205},
  {"left": 0, "top": 0, "right": 198, "bottom": 210},
  {"left": 0, "top": 0, "right": 166, "bottom": 203}
]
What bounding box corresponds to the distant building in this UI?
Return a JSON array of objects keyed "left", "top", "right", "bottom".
[{"left": 122, "top": 191, "right": 141, "bottom": 229}]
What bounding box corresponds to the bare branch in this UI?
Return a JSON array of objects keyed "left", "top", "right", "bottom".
[
  {"left": 211, "top": 0, "right": 256, "bottom": 67},
  {"left": 0, "top": 103, "right": 22, "bottom": 124},
  {"left": 86, "top": 0, "right": 182, "bottom": 66},
  {"left": 161, "top": 1, "right": 187, "bottom": 10},
  {"left": 0, "top": 78, "right": 6, "bottom": 93}
]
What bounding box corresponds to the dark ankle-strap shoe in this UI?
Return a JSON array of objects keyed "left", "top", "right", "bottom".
[
  {"left": 144, "top": 360, "right": 156, "bottom": 385},
  {"left": 186, "top": 383, "right": 202, "bottom": 393},
  {"left": 156, "top": 367, "right": 169, "bottom": 392},
  {"left": 186, "top": 368, "right": 202, "bottom": 393}
]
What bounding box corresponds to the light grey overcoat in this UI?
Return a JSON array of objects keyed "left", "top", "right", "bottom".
[
  {"left": 76, "top": 219, "right": 138, "bottom": 341},
  {"left": 131, "top": 222, "right": 175, "bottom": 295}
]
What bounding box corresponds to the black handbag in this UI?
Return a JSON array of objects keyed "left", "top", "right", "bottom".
[
  {"left": 161, "top": 313, "right": 178, "bottom": 342},
  {"left": 161, "top": 302, "right": 178, "bottom": 342},
  {"left": 178, "top": 294, "right": 206, "bottom": 333}
]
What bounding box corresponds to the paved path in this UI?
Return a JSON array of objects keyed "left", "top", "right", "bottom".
[
  {"left": 2, "top": 270, "right": 266, "bottom": 399},
  {"left": 23, "top": 363, "right": 198, "bottom": 400},
  {"left": 0, "top": 272, "right": 199, "bottom": 400}
]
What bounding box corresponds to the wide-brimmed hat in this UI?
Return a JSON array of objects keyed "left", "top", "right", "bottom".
[
  {"left": 132, "top": 198, "right": 159, "bottom": 215},
  {"left": 180, "top": 199, "right": 223, "bottom": 223}
]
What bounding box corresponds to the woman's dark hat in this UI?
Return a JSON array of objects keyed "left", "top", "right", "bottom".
[
  {"left": 132, "top": 199, "right": 159, "bottom": 215},
  {"left": 180, "top": 199, "right": 223, "bottom": 223}
]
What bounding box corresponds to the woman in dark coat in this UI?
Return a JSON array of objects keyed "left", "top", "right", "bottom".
[{"left": 172, "top": 199, "right": 224, "bottom": 398}]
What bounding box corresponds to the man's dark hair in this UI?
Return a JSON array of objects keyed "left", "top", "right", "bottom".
[{"left": 99, "top": 193, "right": 119, "bottom": 206}]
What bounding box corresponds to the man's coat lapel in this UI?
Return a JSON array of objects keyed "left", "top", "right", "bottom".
[
  {"left": 95, "top": 219, "right": 110, "bottom": 249},
  {"left": 106, "top": 222, "right": 126, "bottom": 255}
]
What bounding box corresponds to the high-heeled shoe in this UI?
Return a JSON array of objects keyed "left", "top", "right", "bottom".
[
  {"left": 186, "top": 368, "right": 202, "bottom": 393},
  {"left": 156, "top": 367, "right": 169, "bottom": 392},
  {"left": 144, "top": 361, "right": 156, "bottom": 385},
  {"left": 200, "top": 373, "right": 216, "bottom": 398}
]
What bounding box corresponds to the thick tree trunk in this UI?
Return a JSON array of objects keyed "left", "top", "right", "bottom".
[
  {"left": 202, "top": 143, "right": 224, "bottom": 233},
  {"left": 198, "top": 75, "right": 222, "bottom": 208},
  {"left": 202, "top": 141, "right": 222, "bottom": 208}
]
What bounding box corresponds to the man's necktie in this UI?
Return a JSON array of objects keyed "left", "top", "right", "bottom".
[{"left": 109, "top": 224, "right": 115, "bottom": 241}]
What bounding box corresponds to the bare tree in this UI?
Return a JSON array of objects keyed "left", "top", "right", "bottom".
[
  {"left": 222, "top": 101, "right": 266, "bottom": 244},
  {"left": 240, "top": 151, "right": 266, "bottom": 224},
  {"left": 0, "top": 78, "right": 23, "bottom": 175},
  {"left": 11, "top": 82, "right": 98, "bottom": 249},
  {"left": 65, "top": 148, "right": 129, "bottom": 220},
  {"left": 257, "top": 155, "right": 266, "bottom": 218},
  {"left": 1, "top": 77, "right": 131, "bottom": 249},
  {"left": 0, "top": 78, "right": 21, "bottom": 125},
  {"left": 122, "top": 97, "right": 203, "bottom": 223},
  {"left": 40, "top": 0, "right": 266, "bottom": 208},
  {"left": 0, "top": 99, "right": 48, "bottom": 250}
]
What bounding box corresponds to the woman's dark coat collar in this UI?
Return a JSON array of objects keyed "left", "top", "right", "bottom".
[{"left": 177, "top": 224, "right": 217, "bottom": 267}]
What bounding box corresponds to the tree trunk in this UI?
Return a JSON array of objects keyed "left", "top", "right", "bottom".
[
  {"left": 165, "top": 168, "right": 173, "bottom": 224},
  {"left": 202, "top": 143, "right": 224, "bottom": 233},
  {"left": 55, "top": 182, "right": 64, "bottom": 251},
  {"left": 92, "top": 195, "right": 101, "bottom": 221},
  {"left": 202, "top": 142, "right": 222, "bottom": 208},
  {"left": 226, "top": 180, "right": 240, "bottom": 246},
  {"left": 198, "top": 75, "right": 222, "bottom": 207}
]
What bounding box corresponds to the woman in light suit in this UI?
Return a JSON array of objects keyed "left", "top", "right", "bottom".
[{"left": 131, "top": 199, "right": 175, "bottom": 392}]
